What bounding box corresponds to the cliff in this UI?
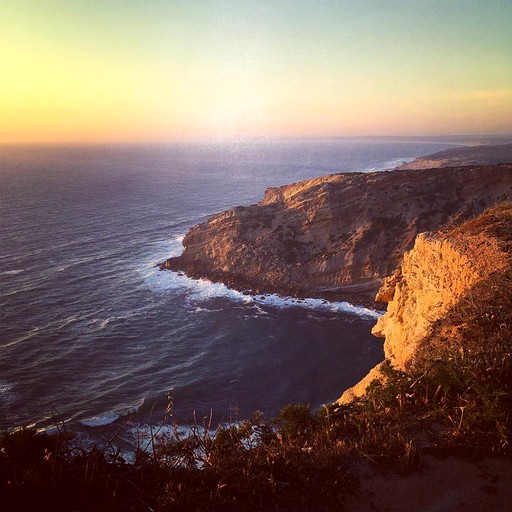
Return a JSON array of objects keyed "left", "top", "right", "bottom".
[
  {"left": 161, "top": 165, "right": 512, "bottom": 305},
  {"left": 395, "top": 142, "right": 512, "bottom": 170},
  {"left": 338, "top": 202, "right": 512, "bottom": 404}
]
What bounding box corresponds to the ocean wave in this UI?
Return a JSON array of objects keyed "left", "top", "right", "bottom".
[
  {"left": 193, "top": 306, "right": 225, "bottom": 313},
  {"left": 78, "top": 420, "right": 239, "bottom": 465},
  {"left": 0, "top": 281, "right": 45, "bottom": 299},
  {"left": 125, "top": 422, "right": 217, "bottom": 448},
  {"left": 52, "top": 252, "right": 122, "bottom": 275},
  {"left": 2, "top": 315, "right": 80, "bottom": 348},
  {"left": 71, "top": 316, "right": 113, "bottom": 334},
  {"left": 0, "top": 269, "right": 24, "bottom": 276},
  {"left": 0, "top": 326, "right": 42, "bottom": 349},
  {"left": 139, "top": 228, "right": 382, "bottom": 318},
  {"left": 79, "top": 398, "right": 145, "bottom": 428},
  {"left": 79, "top": 411, "right": 120, "bottom": 427},
  {"left": 70, "top": 306, "right": 150, "bottom": 334},
  {"left": 0, "top": 380, "right": 16, "bottom": 408},
  {"left": 145, "top": 269, "right": 251, "bottom": 303},
  {"left": 142, "top": 232, "right": 380, "bottom": 319}
]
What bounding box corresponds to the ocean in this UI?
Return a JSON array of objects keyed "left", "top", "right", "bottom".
[{"left": 0, "top": 137, "right": 465, "bottom": 441}]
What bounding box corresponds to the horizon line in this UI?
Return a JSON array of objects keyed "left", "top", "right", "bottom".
[{"left": 2, "top": 133, "right": 512, "bottom": 147}]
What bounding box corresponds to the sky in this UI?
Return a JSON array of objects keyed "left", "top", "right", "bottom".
[{"left": 1, "top": 0, "right": 511, "bottom": 143}]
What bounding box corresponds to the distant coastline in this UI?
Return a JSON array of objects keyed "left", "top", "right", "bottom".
[{"left": 395, "top": 141, "right": 512, "bottom": 170}]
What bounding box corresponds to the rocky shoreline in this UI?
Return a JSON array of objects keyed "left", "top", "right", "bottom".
[
  {"left": 160, "top": 164, "right": 512, "bottom": 306},
  {"left": 160, "top": 261, "right": 382, "bottom": 307}
]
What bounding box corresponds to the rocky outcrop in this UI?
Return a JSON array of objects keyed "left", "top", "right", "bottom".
[
  {"left": 161, "top": 165, "right": 512, "bottom": 305},
  {"left": 337, "top": 202, "right": 512, "bottom": 404},
  {"left": 395, "top": 143, "right": 512, "bottom": 170}
]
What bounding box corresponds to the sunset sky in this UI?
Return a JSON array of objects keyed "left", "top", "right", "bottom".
[{"left": 1, "top": 0, "right": 511, "bottom": 143}]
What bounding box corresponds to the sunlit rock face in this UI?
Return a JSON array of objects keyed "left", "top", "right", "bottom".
[
  {"left": 162, "top": 165, "right": 512, "bottom": 305},
  {"left": 337, "top": 202, "right": 512, "bottom": 405}
]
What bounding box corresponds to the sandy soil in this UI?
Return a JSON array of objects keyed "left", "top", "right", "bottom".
[{"left": 345, "top": 455, "right": 512, "bottom": 511}]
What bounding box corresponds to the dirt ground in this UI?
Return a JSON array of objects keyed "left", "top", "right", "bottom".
[{"left": 344, "top": 455, "right": 512, "bottom": 512}]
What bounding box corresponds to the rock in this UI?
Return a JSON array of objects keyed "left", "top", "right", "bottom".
[
  {"left": 336, "top": 361, "right": 389, "bottom": 405},
  {"left": 161, "top": 165, "right": 512, "bottom": 305},
  {"left": 374, "top": 268, "right": 402, "bottom": 303},
  {"left": 337, "top": 202, "right": 512, "bottom": 404}
]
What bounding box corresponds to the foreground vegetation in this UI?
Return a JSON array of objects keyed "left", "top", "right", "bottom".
[{"left": 2, "top": 327, "right": 510, "bottom": 512}]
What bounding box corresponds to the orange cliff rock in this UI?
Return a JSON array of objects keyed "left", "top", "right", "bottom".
[
  {"left": 337, "top": 202, "right": 512, "bottom": 405},
  {"left": 161, "top": 165, "right": 512, "bottom": 305}
]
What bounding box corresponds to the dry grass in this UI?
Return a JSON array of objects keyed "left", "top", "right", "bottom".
[{"left": 3, "top": 330, "right": 510, "bottom": 512}]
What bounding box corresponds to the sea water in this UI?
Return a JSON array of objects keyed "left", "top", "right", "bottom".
[{"left": 0, "top": 138, "right": 465, "bottom": 437}]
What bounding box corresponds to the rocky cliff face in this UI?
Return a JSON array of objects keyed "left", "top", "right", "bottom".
[
  {"left": 162, "top": 165, "right": 512, "bottom": 305},
  {"left": 338, "top": 202, "right": 512, "bottom": 404}
]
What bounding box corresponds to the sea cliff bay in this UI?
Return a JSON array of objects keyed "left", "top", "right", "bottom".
[
  {"left": 3, "top": 144, "right": 512, "bottom": 511},
  {"left": 4, "top": 0, "right": 512, "bottom": 507},
  {"left": 154, "top": 159, "right": 512, "bottom": 509}
]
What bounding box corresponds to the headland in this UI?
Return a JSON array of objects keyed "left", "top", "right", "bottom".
[{"left": 160, "top": 164, "right": 512, "bottom": 306}]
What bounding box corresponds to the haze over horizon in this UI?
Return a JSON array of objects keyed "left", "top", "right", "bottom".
[{"left": 1, "top": 0, "right": 511, "bottom": 144}]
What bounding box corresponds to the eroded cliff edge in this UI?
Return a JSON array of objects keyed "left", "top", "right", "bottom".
[
  {"left": 161, "top": 165, "right": 512, "bottom": 305},
  {"left": 338, "top": 202, "right": 512, "bottom": 404}
]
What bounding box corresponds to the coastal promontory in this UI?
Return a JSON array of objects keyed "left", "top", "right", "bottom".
[
  {"left": 338, "top": 201, "right": 512, "bottom": 403},
  {"left": 161, "top": 165, "right": 512, "bottom": 305}
]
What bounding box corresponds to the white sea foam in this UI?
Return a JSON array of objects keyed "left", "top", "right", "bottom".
[
  {"left": 142, "top": 234, "right": 381, "bottom": 318},
  {"left": 120, "top": 399, "right": 145, "bottom": 416},
  {"left": 137, "top": 235, "right": 186, "bottom": 281},
  {"left": 0, "top": 380, "right": 16, "bottom": 407},
  {"left": 252, "top": 294, "right": 382, "bottom": 319},
  {"left": 0, "top": 380, "right": 13, "bottom": 395},
  {"left": 362, "top": 157, "right": 416, "bottom": 172},
  {"left": 155, "top": 235, "right": 185, "bottom": 259},
  {"left": 79, "top": 398, "right": 145, "bottom": 428},
  {"left": 147, "top": 266, "right": 380, "bottom": 319},
  {"left": 147, "top": 268, "right": 250, "bottom": 303}
]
